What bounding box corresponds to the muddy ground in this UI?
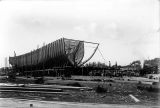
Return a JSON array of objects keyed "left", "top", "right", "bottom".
[{"left": 0, "top": 76, "right": 160, "bottom": 106}]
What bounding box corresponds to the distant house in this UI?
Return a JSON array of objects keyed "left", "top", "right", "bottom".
[
  {"left": 146, "top": 74, "right": 160, "bottom": 82},
  {"left": 0, "top": 67, "right": 7, "bottom": 75},
  {"left": 143, "top": 58, "right": 160, "bottom": 74},
  {"left": 120, "top": 64, "right": 141, "bottom": 76}
]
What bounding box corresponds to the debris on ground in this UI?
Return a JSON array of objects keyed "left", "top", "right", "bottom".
[{"left": 95, "top": 85, "right": 107, "bottom": 93}]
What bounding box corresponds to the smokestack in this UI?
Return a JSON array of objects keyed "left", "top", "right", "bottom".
[
  {"left": 140, "top": 58, "right": 145, "bottom": 69},
  {"left": 37, "top": 45, "right": 39, "bottom": 49},
  {"left": 4, "top": 57, "right": 7, "bottom": 67},
  {"left": 140, "top": 60, "right": 144, "bottom": 69},
  {"left": 109, "top": 61, "right": 111, "bottom": 67},
  {"left": 115, "top": 61, "right": 117, "bottom": 67},
  {"left": 14, "top": 51, "right": 16, "bottom": 57}
]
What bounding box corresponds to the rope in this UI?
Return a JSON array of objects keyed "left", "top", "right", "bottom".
[{"left": 98, "top": 48, "right": 107, "bottom": 64}]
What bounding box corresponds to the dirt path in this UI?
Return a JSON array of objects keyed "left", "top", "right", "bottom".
[{"left": 0, "top": 98, "right": 157, "bottom": 108}]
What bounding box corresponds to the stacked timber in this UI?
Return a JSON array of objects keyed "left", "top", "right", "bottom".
[{"left": 9, "top": 38, "right": 84, "bottom": 70}]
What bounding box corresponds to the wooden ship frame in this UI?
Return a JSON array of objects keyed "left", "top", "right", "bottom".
[{"left": 9, "top": 38, "right": 99, "bottom": 77}]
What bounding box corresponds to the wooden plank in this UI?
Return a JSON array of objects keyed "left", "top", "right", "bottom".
[
  {"left": 48, "top": 43, "right": 50, "bottom": 58},
  {"left": 0, "top": 87, "right": 63, "bottom": 92},
  {"left": 53, "top": 41, "right": 55, "bottom": 58},
  {"left": 52, "top": 42, "right": 54, "bottom": 58},
  {"left": 129, "top": 94, "right": 140, "bottom": 102},
  {"left": 55, "top": 40, "right": 58, "bottom": 58},
  {"left": 0, "top": 90, "right": 69, "bottom": 94}
]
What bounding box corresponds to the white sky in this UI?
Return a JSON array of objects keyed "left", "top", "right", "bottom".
[{"left": 0, "top": 0, "right": 159, "bottom": 67}]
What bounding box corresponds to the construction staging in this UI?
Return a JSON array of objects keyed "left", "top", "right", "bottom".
[{"left": 9, "top": 38, "right": 99, "bottom": 77}]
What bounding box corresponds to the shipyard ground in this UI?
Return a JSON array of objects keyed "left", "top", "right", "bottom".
[
  {"left": 0, "top": 76, "right": 160, "bottom": 107},
  {"left": 0, "top": 98, "right": 158, "bottom": 108}
]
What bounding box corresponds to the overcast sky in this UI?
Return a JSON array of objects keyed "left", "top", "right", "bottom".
[{"left": 0, "top": 0, "right": 159, "bottom": 67}]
